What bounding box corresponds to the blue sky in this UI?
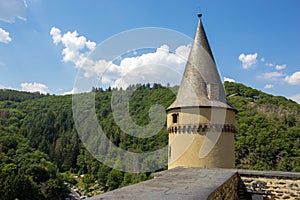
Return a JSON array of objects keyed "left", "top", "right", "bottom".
[{"left": 0, "top": 0, "right": 299, "bottom": 103}]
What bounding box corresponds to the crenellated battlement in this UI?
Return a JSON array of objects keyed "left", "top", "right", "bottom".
[{"left": 167, "top": 123, "right": 237, "bottom": 134}]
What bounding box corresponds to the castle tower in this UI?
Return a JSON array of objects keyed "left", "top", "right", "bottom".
[{"left": 167, "top": 13, "right": 236, "bottom": 169}]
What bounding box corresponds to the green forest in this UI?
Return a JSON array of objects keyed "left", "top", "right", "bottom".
[{"left": 0, "top": 82, "right": 299, "bottom": 199}]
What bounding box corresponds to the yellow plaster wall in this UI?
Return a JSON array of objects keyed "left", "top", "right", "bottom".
[{"left": 167, "top": 107, "right": 235, "bottom": 169}]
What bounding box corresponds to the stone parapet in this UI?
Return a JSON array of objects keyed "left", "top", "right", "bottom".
[
  {"left": 238, "top": 169, "right": 300, "bottom": 200},
  {"left": 89, "top": 167, "right": 238, "bottom": 200},
  {"left": 88, "top": 168, "right": 300, "bottom": 200},
  {"left": 208, "top": 172, "right": 239, "bottom": 200}
]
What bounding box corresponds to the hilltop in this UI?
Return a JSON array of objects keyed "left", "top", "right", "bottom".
[{"left": 0, "top": 82, "right": 299, "bottom": 199}]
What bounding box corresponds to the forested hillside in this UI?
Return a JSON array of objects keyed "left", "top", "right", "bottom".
[
  {"left": 0, "top": 82, "right": 299, "bottom": 199},
  {"left": 224, "top": 82, "right": 300, "bottom": 171}
]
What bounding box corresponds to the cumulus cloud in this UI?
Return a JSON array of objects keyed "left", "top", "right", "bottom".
[
  {"left": 175, "top": 44, "right": 191, "bottom": 60},
  {"left": 50, "top": 27, "right": 96, "bottom": 66},
  {"left": 275, "top": 64, "right": 286, "bottom": 70},
  {"left": 223, "top": 77, "right": 235, "bottom": 83},
  {"left": 51, "top": 27, "right": 191, "bottom": 88},
  {"left": 118, "top": 45, "right": 188, "bottom": 75},
  {"left": 290, "top": 93, "right": 300, "bottom": 104},
  {"left": 264, "top": 84, "right": 274, "bottom": 89},
  {"left": 95, "top": 44, "right": 190, "bottom": 88},
  {"left": 285, "top": 71, "right": 300, "bottom": 85},
  {"left": 50, "top": 27, "right": 61, "bottom": 44},
  {"left": 21, "top": 82, "right": 48, "bottom": 94},
  {"left": 258, "top": 72, "right": 284, "bottom": 81},
  {"left": 112, "top": 44, "right": 190, "bottom": 88},
  {"left": 0, "top": 28, "right": 12, "bottom": 43},
  {"left": 0, "top": 0, "right": 27, "bottom": 23},
  {"left": 238, "top": 53, "right": 258, "bottom": 69}
]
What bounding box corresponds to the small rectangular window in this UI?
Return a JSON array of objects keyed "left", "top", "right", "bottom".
[{"left": 172, "top": 113, "right": 178, "bottom": 123}]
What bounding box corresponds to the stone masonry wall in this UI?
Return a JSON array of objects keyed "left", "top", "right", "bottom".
[
  {"left": 238, "top": 170, "right": 300, "bottom": 200},
  {"left": 208, "top": 173, "right": 239, "bottom": 200}
]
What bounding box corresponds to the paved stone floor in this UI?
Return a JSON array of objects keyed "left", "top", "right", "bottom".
[{"left": 88, "top": 167, "right": 237, "bottom": 200}]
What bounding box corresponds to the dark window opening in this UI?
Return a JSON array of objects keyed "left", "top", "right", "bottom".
[{"left": 172, "top": 113, "right": 178, "bottom": 123}]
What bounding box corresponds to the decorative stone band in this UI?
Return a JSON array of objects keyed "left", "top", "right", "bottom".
[{"left": 167, "top": 123, "right": 236, "bottom": 134}]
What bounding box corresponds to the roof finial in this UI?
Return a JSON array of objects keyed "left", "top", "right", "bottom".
[{"left": 197, "top": 6, "right": 202, "bottom": 18}]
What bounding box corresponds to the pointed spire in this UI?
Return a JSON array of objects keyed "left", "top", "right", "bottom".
[
  {"left": 167, "top": 14, "right": 232, "bottom": 110},
  {"left": 195, "top": 13, "right": 215, "bottom": 62}
]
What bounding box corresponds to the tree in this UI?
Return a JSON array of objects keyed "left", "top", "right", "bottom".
[{"left": 106, "top": 169, "right": 123, "bottom": 191}]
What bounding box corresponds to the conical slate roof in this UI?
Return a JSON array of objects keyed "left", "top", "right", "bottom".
[{"left": 167, "top": 14, "right": 233, "bottom": 110}]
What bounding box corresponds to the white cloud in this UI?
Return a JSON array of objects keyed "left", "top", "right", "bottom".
[
  {"left": 223, "top": 77, "right": 235, "bottom": 83},
  {"left": 51, "top": 27, "right": 191, "bottom": 88},
  {"left": 175, "top": 44, "right": 191, "bottom": 59},
  {"left": 50, "top": 27, "right": 96, "bottom": 66},
  {"left": 263, "top": 58, "right": 286, "bottom": 70},
  {"left": 0, "top": 28, "right": 12, "bottom": 43},
  {"left": 290, "top": 93, "right": 300, "bottom": 104},
  {"left": 62, "top": 88, "right": 78, "bottom": 95},
  {"left": 265, "top": 63, "right": 274, "bottom": 67},
  {"left": 238, "top": 53, "right": 258, "bottom": 69},
  {"left": 50, "top": 27, "right": 61, "bottom": 44},
  {"left": 285, "top": 71, "right": 300, "bottom": 85},
  {"left": 21, "top": 82, "right": 48, "bottom": 94},
  {"left": 111, "top": 63, "right": 183, "bottom": 89},
  {"left": 0, "top": 0, "right": 27, "bottom": 23},
  {"left": 117, "top": 44, "right": 189, "bottom": 76},
  {"left": 275, "top": 64, "right": 286, "bottom": 70},
  {"left": 258, "top": 72, "right": 284, "bottom": 80},
  {"left": 264, "top": 84, "right": 274, "bottom": 89},
  {"left": 86, "top": 40, "right": 96, "bottom": 50},
  {"left": 110, "top": 44, "right": 190, "bottom": 88}
]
